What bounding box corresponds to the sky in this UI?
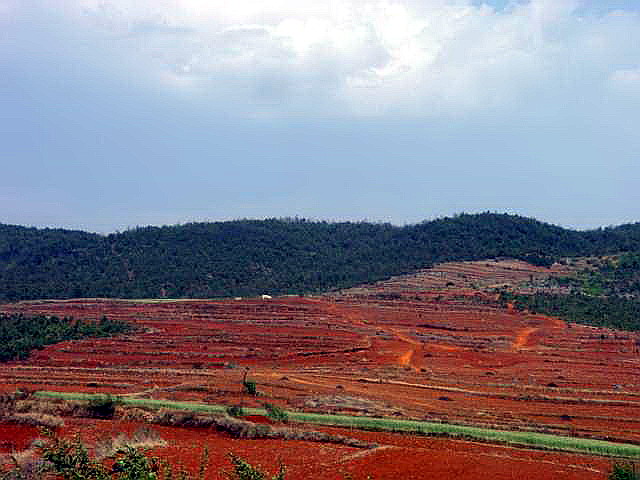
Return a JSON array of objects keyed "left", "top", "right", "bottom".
[{"left": 1, "top": 0, "right": 639, "bottom": 233}]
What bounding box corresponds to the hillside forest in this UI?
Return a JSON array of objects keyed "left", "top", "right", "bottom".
[{"left": 3, "top": 213, "right": 640, "bottom": 302}]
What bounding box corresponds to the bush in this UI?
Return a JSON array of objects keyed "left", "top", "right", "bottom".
[
  {"left": 86, "top": 395, "right": 121, "bottom": 419},
  {"left": 1, "top": 451, "right": 49, "bottom": 480},
  {"left": 243, "top": 379, "right": 258, "bottom": 396},
  {"left": 226, "top": 405, "right": 245, "bottom": 417},
  {"left": 40, "top": 430, "right": 110, "bottom": 480},
  {"left": 610, "top": 462, "right": 639, "bottom": 480},
  {"left": 263, "top": 403, "right": 288, "bottom": 423},
  {"left": 223, "top": 453, "right": 286, "bottom": 480},
  {"left": 1, "top": 429, "right": 208, "bottom": 480},
  {"left": 111, "top": 446, "right": 160, "bottom": 480}
]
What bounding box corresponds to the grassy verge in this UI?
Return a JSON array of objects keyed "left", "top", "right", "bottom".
[
  {"left": 289, "top": 411, "right": 640, "bottom": 457},
  {"left": 35, "top": 391, "right": 640, "bottom": 458}
]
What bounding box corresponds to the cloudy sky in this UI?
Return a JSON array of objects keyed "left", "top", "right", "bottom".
[{"left": 1, "top": 0, "right": 639, "bottom": 232}]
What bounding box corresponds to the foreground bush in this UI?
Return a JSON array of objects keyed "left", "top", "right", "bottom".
[
  {"left": 0, "top": 423, "right": 381, "bottom": 480},
  {"left": 0, "top": 428, "right": 293, "bottom": 480},
  {"left": 223, "top": 453, "right": 286, "bottom": 480},
  {"left": 611, "top": 462, "right": 639, "bottom": 480},
  {"left": 1, "top": 429, "right": 207, "bottom": 480}
]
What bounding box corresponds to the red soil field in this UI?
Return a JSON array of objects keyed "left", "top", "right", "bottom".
[
  {"left": 1, "top": 259, "right": 639, "bottom": 478},
  {"left": 0, "top": 424, "right": 41, "bottom": 453},
  {"left": 0, "top": 418, "right": 613, "bottom": 480}
]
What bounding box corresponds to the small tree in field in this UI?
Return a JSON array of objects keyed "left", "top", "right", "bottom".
[
  {"left": 610, "top": 462, "right": 639, "bottom": 480},
  {"left": 242, "top": 369, "right": 258, "bottom": 396}
]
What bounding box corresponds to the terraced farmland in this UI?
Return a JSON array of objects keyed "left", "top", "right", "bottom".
[{"left": 2, "top": 259, "right": 639, "bottom": 479}]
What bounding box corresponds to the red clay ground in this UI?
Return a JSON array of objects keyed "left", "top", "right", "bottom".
[
  {"left": 1, "top": 259, "right": 639, "bottom": 478},
  {"left": 0, "top": 418, "right": 613, "bottom": 480}
]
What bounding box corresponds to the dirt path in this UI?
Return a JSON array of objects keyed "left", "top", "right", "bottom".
[
  {"left": 311, "top": 298, "right": 424, "bottom": 370},
  {"left": 512, "top": 327, "right": 538, "bottom": 350},
  {"left": 398, "top": 349, "right": 415, "bottom": 368},
  {"left": 388, "top": 328, "right": 421, "bottom": 370}
]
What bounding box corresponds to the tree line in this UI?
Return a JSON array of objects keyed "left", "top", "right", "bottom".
[
  {"left": 3, "top": 213, "right": 640, "bottom": 301},
  {"left": 500, "top": 292, "right": 640, "bottom": 332},
  {"left": 0, "top": 313, "right": 133, "bottom": 362}
]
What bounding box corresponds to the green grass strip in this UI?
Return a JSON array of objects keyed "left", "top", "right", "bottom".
[
  {"left": 35, "top": 391, "right": 640, "bottom": 458},
  {"left": 35, "top": 391, "right": 265, "bottom": 416},
  {"left": 288, "top": 411, "right": 640, "bottom": 457}
]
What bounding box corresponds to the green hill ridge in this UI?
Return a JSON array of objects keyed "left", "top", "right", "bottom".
[{"left": 2, "top": 212, "right": 640, "bottom": 302}]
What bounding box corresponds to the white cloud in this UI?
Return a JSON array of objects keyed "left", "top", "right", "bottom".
[{"left": 19, "top": 0, "right": 640, "bottom": 116}]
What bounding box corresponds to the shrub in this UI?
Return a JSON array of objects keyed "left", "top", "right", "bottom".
[
  {"left": 111, "top": 446, "right": 160, "bottom": 480},
  {"left": 226, "top": 405, "right": 245, "bottom": 417},
  {"left": 40, "top": 430, "right": 110, "bottom": 480},
  {"left": 263, "top": 403, "right": 288, "bottom": 424},
  {"left": 610, "top": 462, "right": 639, "bottom": 480},
  {"left": 86, "top": 395, "right": 121, "bottom": 419},
  {"left": 223, "top": 453, "right": 286, "bottom": 480},
  {"left": 1, "top": 429, "right": 208, "bottom": 480},
  {"left": 243, "top": 379, "right": 258, "bottom": 396},
  {"left": 1, "top": 450, "right": 48, "bottom": 480},
  {"left": 242, "top": 369, "right": 258, "bottom": 396},
  {"left": 0, "top": 390, "right": 22, "bottom": 416}
]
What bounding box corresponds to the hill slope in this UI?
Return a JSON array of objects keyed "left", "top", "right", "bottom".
[{"left": 2, "top": 213, "right": 640, "bottom": 301}]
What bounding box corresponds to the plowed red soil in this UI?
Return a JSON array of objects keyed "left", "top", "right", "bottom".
[
  {"left": 2, "top": 259, "right": 639, "bottom": 479},
  {"left": 0, "top": 418, "right": 612, "bottom": 479}
]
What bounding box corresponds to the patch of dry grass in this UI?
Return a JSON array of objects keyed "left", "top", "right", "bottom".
[
  {"left": 122, "top": 407, "right": 376, "bottom": 448},
  {"left": 0, "top": 390, "right": 66, "bottom": 428},
  {"left": 4, "top": 412, "right": 64, "bottom": 428},
  {"left": 94, "top": 426, "right": 166, "bottom": 459}
]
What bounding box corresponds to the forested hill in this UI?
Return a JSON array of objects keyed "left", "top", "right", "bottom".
[{"left": 2, "top": 213, "right": 640, "bottom": 302}]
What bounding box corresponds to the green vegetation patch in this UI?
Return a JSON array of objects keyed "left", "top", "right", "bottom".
[
  {"left": 498, "top": 251, "right": 640, "bottom": 331},
  {"left": 0, "top": 313, "right": 134, "bottom": 362},
  {"left": 558, "top": 253, "right": 640, "bottom": 298},
  {"left": 288, "top": 411, "right": 640, "bottom": 457},
  {"left": 35, "top": 392, "right": 640, "bottom": 458},
  {"left": 4, "top": 213, "right": 640, "bottom": 301},
  {"left": 501, "top": 292, "right": 640, "bottom": 331}
]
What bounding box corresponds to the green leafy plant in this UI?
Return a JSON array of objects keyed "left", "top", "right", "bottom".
[
  {"left": 243, "top": 380, "right": 257, "bottom": 395},
  {"left": 1, "top": 429, "right": 209, "bottom": 480},
  {"left": 112, "top": 446, "right": 160, "bottom": 480},
  {"left": 226, "top": 405, "right": 245, "bottom": 417},
  {"left": 242, "top": 370, "right": 258, "bottom": 396},
  {"left": 223, "top": 453, "right": 286, "bottom": 480},
  {"left": 610, "top": 462, "right": 639, "bottom": 480},
  {"left": 40, "top": 430, "right": 110, "bottom": 480},
  {"left": 263, "top": 403, "right": 288, "bottom": 423}
]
